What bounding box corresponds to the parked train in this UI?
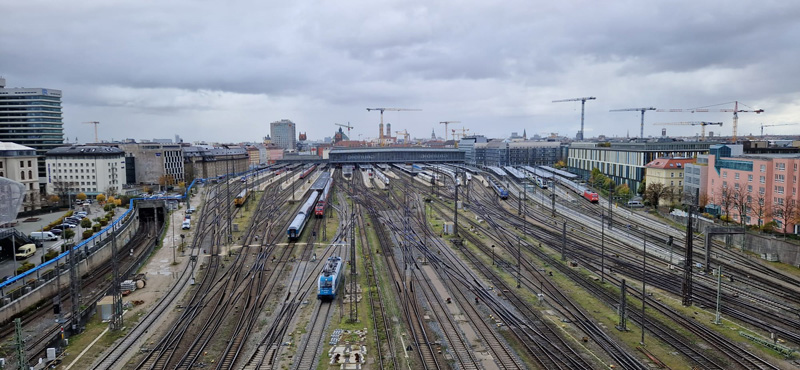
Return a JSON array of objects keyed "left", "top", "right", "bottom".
[
  {"left": 299, "top": 164, "right": 317, "bottom": 180},
  {"left": 536, "top": 177, "right": 548, "bottom": 189},
  {"left": 318, "top": 256, "right": 344, "bottom": 300},
  {"left": 315, "top": 178, "right": 333, "bottom": 217},
  {"left": 234, "top": 189, "right": 249, "bottom": 207},
  {"left": 288, "top": 191, "right": 320, "bottom": 240},
  {"left": 561, "top": 179, "right": 599, "bottom": 203},
  {"left": 487, "top": 177, "right": 509, "bottom": 199},
  {"left": 374, "top": 169, "right": 390, "bottom": 187}
]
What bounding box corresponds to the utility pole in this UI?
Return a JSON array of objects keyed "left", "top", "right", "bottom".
[
  {"left": 111, "top": 223, "right": 123, "bottom": 330},
  {"left": 714, "top": 265, "right": 723, "bottom": 325},
  {"left": 453, "top": 172, "right": 459, "bottom": 237},
  {"left": 561, "top": 220, "right": 567, "bottom": 261},
  {"left": 616, "top": 279, "right": 628, "bottom": 331},
  {"left": 69, "top": 242, "right": 81, "bottom": 333},
  {"left": 601, "top": 209, "right": 606, "bottom": 283},
  {"left": 517, "top": 235, "right": 521, "bottom": 288},
  {"left": 349, "top": 211, "right": 357, "bottom": 323},
  {"left": 15, "top": 318, "right": 26, "bottom": 370},
  {"left": 607, "top": 182, "right": 614, "bottom": 229},
  {"left": 641, "top": 228, "right": 647, "bottom": 345},
  {"left": 682, "top": 189, "right": 698, "bottom": 306}
]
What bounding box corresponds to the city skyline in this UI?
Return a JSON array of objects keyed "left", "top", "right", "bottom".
[{"left": 2, "top": 1, "right": 799, "bottom": 143}]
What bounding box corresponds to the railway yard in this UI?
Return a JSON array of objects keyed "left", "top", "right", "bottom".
[{"left": 2, "top": 162, "right": 800, "bottom": 369}]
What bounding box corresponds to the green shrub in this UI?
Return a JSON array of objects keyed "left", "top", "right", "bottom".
[
  {"left": 63, "top": 229, "right": 75, "bottom": 240},
  {"left": 93, "top": 224, "right": 102, "bottom": 232},
  {"left": 65, "top": 210, "right": 73, "bottom": 217},
  {"left": 43, "top": 250, "right": 59, "bottom": 262},
  {"left": 80, "top": 218, "right": 92, "bottom": 228},
  {"left": 99, "top": 219, "right": 108, "bottom": 226},
  {"left": 82, "top": 230, "right": 94, "bottom": 239},
  {"left": 16, "top": 262, "right": 35, "bottom": 275}
]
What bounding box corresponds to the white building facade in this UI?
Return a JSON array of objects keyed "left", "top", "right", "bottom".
[{"left": 45, "top": 145, "right": 127, "bottom": 197}]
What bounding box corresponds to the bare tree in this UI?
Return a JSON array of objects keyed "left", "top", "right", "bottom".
[
  {"left": 717, "top": 186, "right": 735, "bottom": 224},
  {"left": 732, "top": 187, "right": 750, "bottom": 225},
  {"left": 50, "top": 178, "right": 76, "bottom": 207},
  {"left": 644, "top": 183, "right": 673, "bottom": 209},
  {"left": 751, "top": 192, "right": 770, "bottom": 228},
  {"left": 773, "top": 198, "right": 797, "bottom": 234}
]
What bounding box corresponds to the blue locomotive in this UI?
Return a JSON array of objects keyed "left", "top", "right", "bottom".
[
  {"left": 318, "top": 256, "right": 344, "bottom": 300},
  {"left": 488, "top": 177, "right": 509, "bottom": 199}
]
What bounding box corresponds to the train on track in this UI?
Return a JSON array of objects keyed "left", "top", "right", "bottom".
[
  {"left": 299, "top": 164, "right": 317, "bottom": 180},
  {"left": 487, "top": 177, "right": 509, "bottom": 199},
  {"left": 315, "top": 177, "right": 333, "bottom": 217},
  {"left": 561, "top": 178, "right": 599, "bottom": 203},
  {"left": 374, "top": 168, "right": 390, "bottom": 187},
  {"left": 318, "top": 256, "right": 344, "bottom": 300},
  {"left": 234, "top": 189, "right": 250, "bottom": 207},
  {"left": 288, "top": 191, "right": 320, "bottom": 240}
]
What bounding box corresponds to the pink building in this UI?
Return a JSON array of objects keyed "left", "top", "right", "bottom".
[{"left": 705, "top": 145, "right": 800, "bottom": 233}]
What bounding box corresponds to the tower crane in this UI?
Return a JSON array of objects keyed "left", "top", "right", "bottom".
[
  {"left": 335, "top": 122, "right": 354, "bottom": 140},
  {"left": 609, "top": 107, "right": 656, "bottom": 139},
  {"left": 656, "top": 101, "right": 763, "bottom": 142},
  {"left": 761, "top": 123, "right": 797, "bottom": 137},
  {"left": 439, "top": 121, "right": 460, "bottom": 141},
  {"left": 653, "top": 121, "right": 722, "bottom": 141},
  {"left": 366, "top": 108, "right": 421, "bottom": 146},
  {"left": 451, "top": 127, "right": 470, "bottom": 140},
  {"left": 552, "top": 96, "right": 596, "bottom": 140},
  {"left": 395, "top": 130, "right": 411, "bottom": 144},
  {"left": 83, "top": 121, "right": 100, "bottom": 143}
]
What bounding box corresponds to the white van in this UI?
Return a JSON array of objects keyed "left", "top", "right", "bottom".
[
  {"left": 626, "top": 200, "right": 644, "bottom": 208},
  {"left": 30, "top": 231, "right": 58, "bottom": 241},
  {"left": 15, "top": 244, "right": 37, "bottom": 259},
  {"left": 181, "top": 219, "right": 191, "bottom": 230}
]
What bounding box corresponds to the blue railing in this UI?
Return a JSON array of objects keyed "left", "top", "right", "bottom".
[{"left": 0, "top": 165, "right": 274, "bottom": 292}]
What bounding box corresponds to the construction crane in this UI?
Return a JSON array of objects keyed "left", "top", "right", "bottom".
[
  {"left": 439, "top": 121, "right": 460, "bottom": 141},
  {"left": 552, "top": 96, "right": 596, "bottom": 140},
  {"left": 451, "top": 127, "right": 470, "bottom": 140},
  {"left": 367, "top": 108, "right": 421, "bottom": 146},
  {"left": 656, "top": 101, "right": 764, "bottom": 142},
  {"left": 395, "top": 130, "right": 411, "bottom": 144},
  {"left": 653, "top": 121, "right": 723, "bottom": 140},
  {"left": 609, "top": 107, "right": 656, "bottom": 139},
  {"left": 83, "top": 121, "right": 100, "bottom": 143},
  {"left": 761, "top": 123, "right": 797, "bottom": 137},
  {"left": 335, "top": 122, "right": 354, "bottom": 140}
]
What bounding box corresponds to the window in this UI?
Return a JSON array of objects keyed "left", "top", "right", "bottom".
[
  {"left": 28, "top": 170, "right": 32, "bottom": 179},
  {"left": 760, "top": 187, "right": 765, "bottom": 194},
  {"left": 723, "top": 171, "right": 727, "bottom": 178},
  {"left": 748, "top": 185, "right": 753, "bottom": 192},
  {"left": 761, "top": 165, "right": 766, "bottom": 172},
  {"left": 760, "top": 176, "right": 765, "bottom": 184},
  {"left": 671, "top": 173, "right": 675, "bottom": 177},
  {"left": 27, "top": 160, "right": 31, "bottom": 167},
  {"left": 776, "top": 163, "right": 786, "bottom": 171},
  {"left": 723, "top": 181, "right": 727, "bottom": 188},
  {"left": 679, "top": 172, "right": 683, "bottom": 177},
  {"left": 776, "top": 174, "right": 785, "bottom": 183},
  {"left": 20, "top": 171, "right": 24, "bottom": 180},
  {"left": 735, "top": 183, "right": 740, "bottom": 190},
  {"left": 0, "top": 162, "right": 3, "bottom": 169},
  {"left": 776, "top": 186, "right": 785, "bottom": 194},
  {"left": 19, "top": 161, "right": 24, "bottom": 167},
  {"left": 748, "top": 174, "right": 753, "bottom": 182},
  {"left": 735, "top": 173, "right": 740, "bottom": 180}
]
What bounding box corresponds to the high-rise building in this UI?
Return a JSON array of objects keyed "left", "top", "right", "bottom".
[
  {"left": 270, "top": 119, "right": 296, "bottom": 151},
  {"left": 0, "top": 78, "right": 65, "bottom": 184}
]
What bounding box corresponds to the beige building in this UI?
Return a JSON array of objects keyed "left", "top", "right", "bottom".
[
  {"left": 115, "top": 142, "right": 184, "bottom": 185},
  {"left": 644, "top": 157, "right": 695, "bottom": 205},
  {"left": 0, "top": 142, "right": 40, "bottom": 211}
]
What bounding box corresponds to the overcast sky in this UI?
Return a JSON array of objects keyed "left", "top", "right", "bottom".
[{"left": 2, "top": 0, "right": 799, "bottom": 143}]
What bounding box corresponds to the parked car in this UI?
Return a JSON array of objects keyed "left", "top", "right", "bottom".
[
  {"left": 48, "top": 228, "right": 63, "bottom": 236},
  {"left": 181, "top": 219, "right": 191, "bottom": 230},
  {"left": 52, "top": 223, "right": 77, "bottom": 230},
  {"left": 30, "top": 231, "right": 58, "bottom": 241}
]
